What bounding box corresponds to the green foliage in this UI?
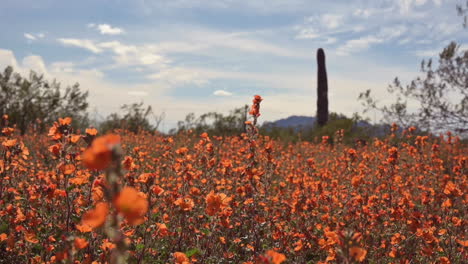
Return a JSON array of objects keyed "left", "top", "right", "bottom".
[
  {"left": 306, "top": 113, "right": 363, "bottom": 144},
  {"left": 172, "top": 105, "right": 248, "bottom": 136},
  {"left": 99, "top": 102, "right": 162, "bottom": 134},
  {"left": 359, "top": 4, "right": 468, "bottom": 137},
  {"left": 260, "top": 113, "right": 373, "bottom": 145},
  {"left": 359, "top": 42, "right": 468, "bottom": 136},
  {"left": 0, "top": 66, "right": 89, "bottom": 134}
]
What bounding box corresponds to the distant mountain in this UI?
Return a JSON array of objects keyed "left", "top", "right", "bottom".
[
  {"left": 263, "top": 115, "right": 316, "bottom": 129},
  {"left": 263, "top": 115, "right": 394, "bottom": 137}
]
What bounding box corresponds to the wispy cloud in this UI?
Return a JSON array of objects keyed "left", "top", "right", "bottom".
[
  {"left": 321, "top": 14, "right": 343, "bottom": 29},
  {"left": 336, "top": 25, "right": 408, "bottom": 55},
  {"left": 24, "top": 33, "right": 36, "bottom": 40},
  {"left": 147, "top": 67, "right": 209, "bottom": 86},
  {"left": 213, "top": 90, "right": 233, "bottom": 96},
  {"left": 57, "top": 38, "right": 103, "bottom": 53},
  {"left": 414, "top": 48, "right": 440, "bottom": 57},
  {"left": 336, "top": 36, "right": 384, "bottom": 55},
  {"left": 24, "top": 32, "right": 45, "bottom": 41},
  {"left": 88, "top": 23, "right": 125, "bottom": 35}
]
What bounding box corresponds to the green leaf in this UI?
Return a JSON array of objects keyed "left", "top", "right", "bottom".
[
  {"left": 185, "top": 248, "right": 201, "bottom": 258},
  {"left": 200, "top": 228, "right": 211, "bottom": 235},
  {"left": 136, "top": 244, "right": 145, "bottom": 251},
  {"left": 0, "top": 222, "right": 8, "bottom": 233}
]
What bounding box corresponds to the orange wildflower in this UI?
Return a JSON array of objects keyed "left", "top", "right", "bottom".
[
  {"left": 101, "top": 239, "right": 116, "bottom": 251},
  {"left": 59, "top": 117, "right": 72, "bottom": 126},
  {"left": 24, "top": 231, "right": 39, "bottom": 244},
  {"left": 438, "top": 257, "right": 451, "bottom": 264},
  {"left": 85, "top": 127, "right": 98, "bottom": 136},
  {"left": 82, "top": 134, "right": 121, "bottom": 170},
  {"left": 48, "top": 143, "right": 62, "bottom": 156},
  {"left": 249, "top": 95, "right": 263, "bottom": 117},
  {"left": 457, "top": 239, "right": 468, "bottom": 247},
  {"left": 173, "top": 252, "right": 190, "bottom": 264},
  {"left": 74, "top": 237, "right": 89, "bottom": 250},
  {"left": 349, "top": 247, "right": 367, "bottom": 262},
  {"left": 114, "top": 187, "right": 148, "bottom": 225},
  {"left": 76, "top": 223, "right": 92, "bottom": 233},
  {"left": 2, "top": 139, "right": 17, "bottom": 148},
  {"left": 265, "top": 250, "right": 286, "bottom": 264},
  {"left": 174, "top": 197, "right": 195, "bottom": 211},
  {"left": 81, "top": 202, "right": 109, "bottom": 229},
  {"left": 153, "top": 185, "right": 165, "bottom": 196},
  {"left": 61, "top": 164, "right": 76, "bottom": 175},
  {"left": 205, "top": 191, "right": 231, "bottom": 216}
]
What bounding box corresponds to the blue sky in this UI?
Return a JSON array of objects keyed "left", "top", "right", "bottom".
[{"left": 0, "top": 0, "right": 466, "bottom": 131}]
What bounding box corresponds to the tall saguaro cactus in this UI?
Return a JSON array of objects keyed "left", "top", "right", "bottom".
[{"left": 316, "top": 48, "right": 329, "bottom": 127}]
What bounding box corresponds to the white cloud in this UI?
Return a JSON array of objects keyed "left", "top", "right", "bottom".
[
  {"left": 325, "top": 37, "right": 337, "bottom": 44},
  {"left": 147, "top": 67, "right": 209, "bottom": 86},
  {"left": 295, "top": 28, "right": 319, "bottom": 39},
  {"left": 335, "top": 25, "right": 408, "bottom": 56},
  {"left": 56, "top": 39, "right": 169, "bottom": 67},
  {"left": 24, "top": 33, "right": 45, "bottom": 41},
  {"left": 196, "top": 30, "right": 307, "bottom": 58},
  {"left": 321, "top": 14, "right": 342, "bottom": 29},
  {"left": 377, "top": 25, "right": 407, "bottom": 39},
  {"left": 50, "top": 61, "right": 75, "bottom": 73},
  {"left": 213, "top": 90, "right": 233, "bottom": 96},
  {"left": 87, "top": 23, "right": 125, "bottom": 35},
  {"left": 58, "top": 38, "right": 103, "bottom": 53},
  {"left": 295, "top": 14, "right": 344, "bottom": 39},
  {"left": 128, "top": 91, "right": 149, "bottom": 96},
  {"left": 95, "top": 24, "right": 125, "bottom": 35},
  {"left": 353, "top": 8, "right": 372, "bottom": 18},
  {"left": 24, "top": 33, "right": 36, "bottom": 40},
  {"left": 336, "top": 36, "right": 384, "bottom": 55},
  {"left": 99, "top": 41, "right": 169, "bottom": 67},
  {"left": 415, "top": 48, "right": 439, "bottom": 57},
  {"left": 0, "top": 49, "right": 19, "bottom": 70},
  {"left": 22, "top": 55, "right": 48, "bottom": 75},
  {"left": 397, "top": 0, "right": 428, "bottom": 14}
]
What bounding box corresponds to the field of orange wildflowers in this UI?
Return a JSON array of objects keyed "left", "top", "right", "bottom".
[{"left": 0, "top": 96, "right": 466, "bottom": 263}]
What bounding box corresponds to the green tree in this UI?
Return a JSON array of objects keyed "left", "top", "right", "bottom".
[
  {"left": 359, "top": 4, "right": 468, "bottom": 135},
  {"left": 99, "top": 102, "right": 163, "bottom": 134},
  {"left": 173, "top": 105, "right": 248, "bottom": 136},
  {"left": 0, "top": 66, "right": 89, "bottom": 134}
]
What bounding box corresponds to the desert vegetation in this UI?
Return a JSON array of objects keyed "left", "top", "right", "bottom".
[{"left": 0, "top": 93, "right": 466, "bottom": 263}]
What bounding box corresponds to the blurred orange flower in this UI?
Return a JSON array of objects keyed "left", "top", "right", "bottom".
[
  {"left": 81, "top": 202, "right": 109, "bottom": 229},
  {"left": 114, "top": 187, "right": 148, "bottom": 225},
  {"left": 85, "top": 127, "right": 98, "bottom": 136},
  {"left": 82, "top": 134, "right": 121, "bottom": 170},
  {"left": 74, "top": 237, "right": 89, "bottom": 250}
]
